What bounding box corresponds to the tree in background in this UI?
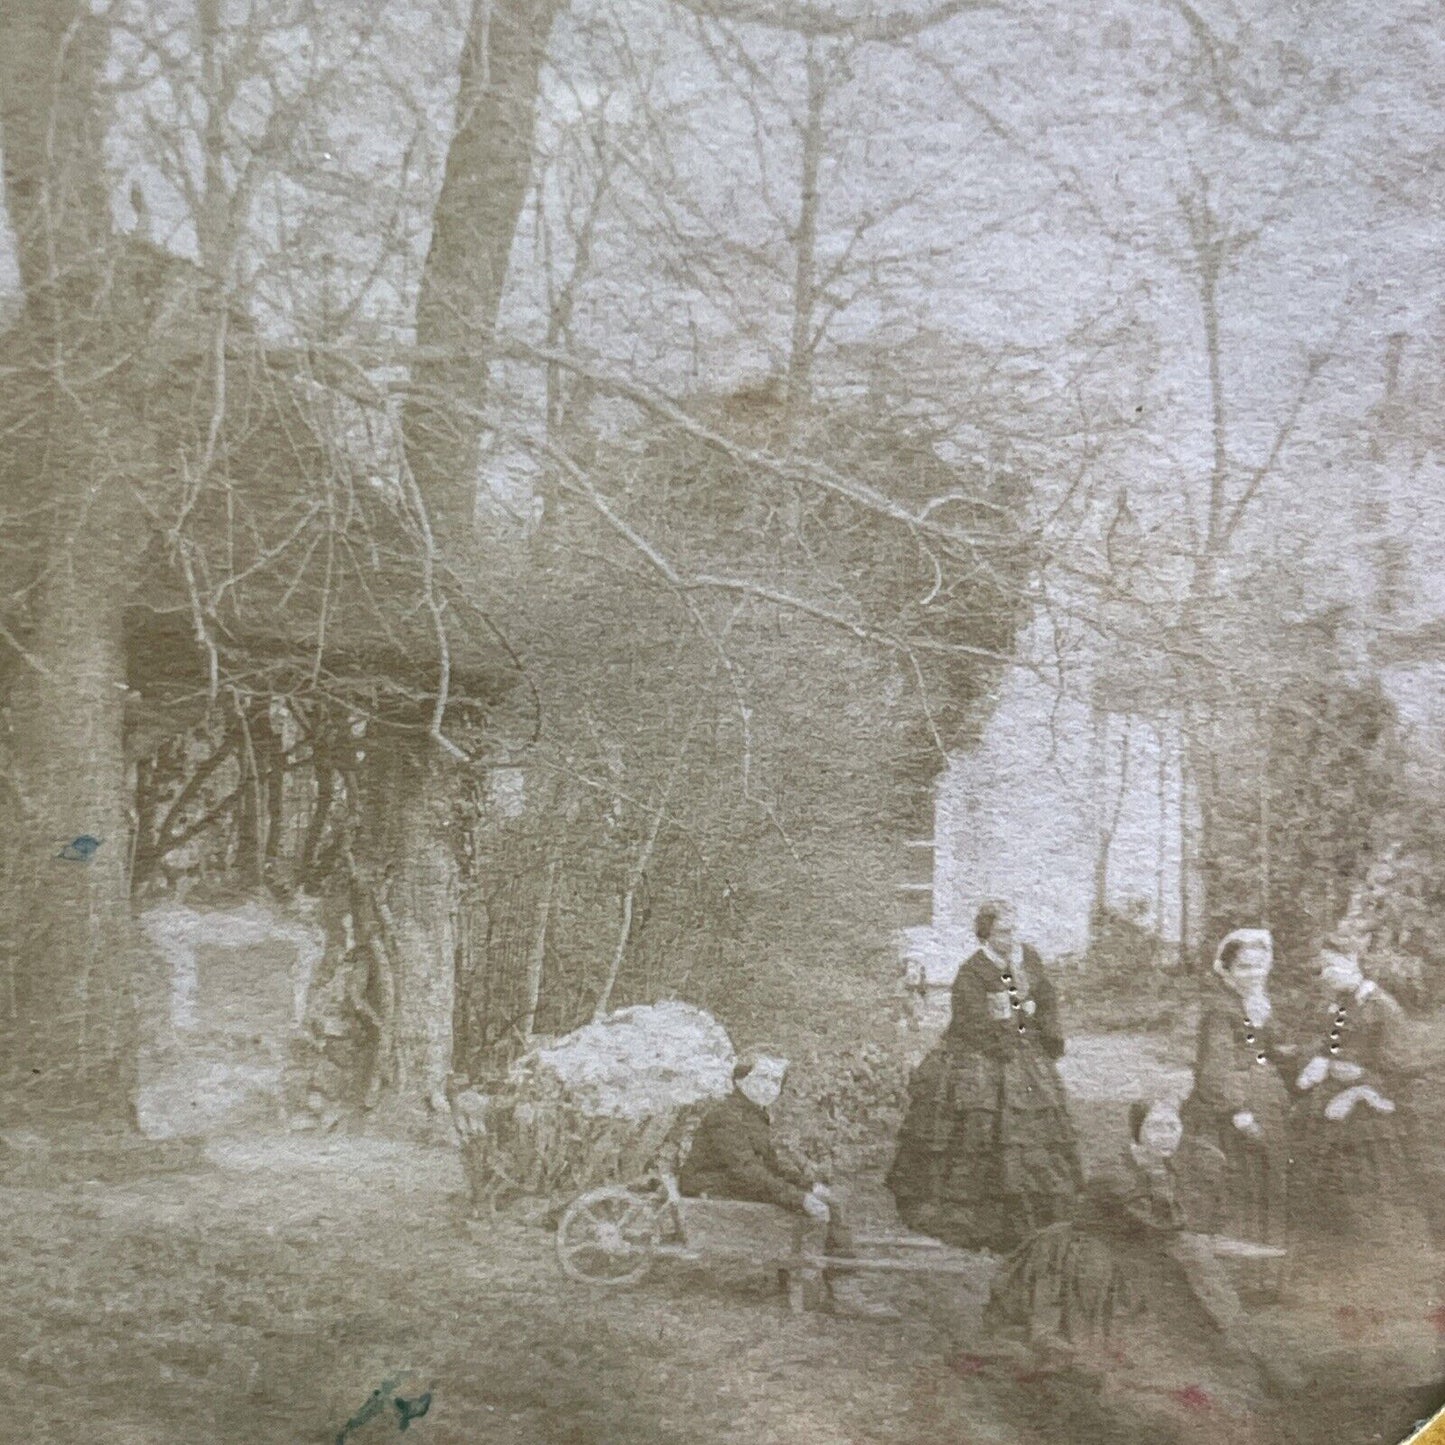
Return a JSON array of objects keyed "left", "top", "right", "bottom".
[
  {"left": 1203, "top": 643, "right": 1402, "bottom": 979},
  {"left": 4, "top": 0, "right": 1438, "bottom": 1130},
  {"left": 0, "top": 0, "right": 533, "bottom": 1126}
]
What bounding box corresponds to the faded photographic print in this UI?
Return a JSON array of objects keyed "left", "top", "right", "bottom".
[{"left": 1, "top": 1, "right": 1443, "bottom": 1442}]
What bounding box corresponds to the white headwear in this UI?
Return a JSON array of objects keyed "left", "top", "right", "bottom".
[
  {"left": 1317, "top": 947, "right": 1368, "bottom": 1002},
  {"left": 1212, "top": 928, "right": 1274, "bottom": 981}
]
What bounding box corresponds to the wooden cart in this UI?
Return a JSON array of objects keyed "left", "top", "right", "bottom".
[{"left": 555, "top": 1171, "right": 983, "bottom": 1311}]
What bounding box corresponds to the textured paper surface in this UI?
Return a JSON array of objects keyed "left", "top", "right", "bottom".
[{"left": 0, "top": 1, "right": 1442, "bottom": 1441}]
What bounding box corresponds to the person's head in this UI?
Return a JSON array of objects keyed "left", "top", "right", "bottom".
[
  {"left": 734, "top": 1052, "right": 789, "bottom": 1111},
  {"left": 1213, "top": 928, "right": 1273, "bottom": 992},
  {"left": 1129, "top": 1099, "right": 1183, "bottom": 1159},
  {"left": 975, "top": 899, "right": 1017, "bottom": 952},
  {"left": 1316, "top": 946, "right": 1364, "bottom": 998}
]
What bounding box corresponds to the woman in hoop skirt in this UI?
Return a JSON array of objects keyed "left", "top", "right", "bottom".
[
  {"left": 983, "top": 1100, "right": 1278, "bottom": 1445},
  {"left": 1290, "top": 944, "right": 1429, "bottom": 1247},
  {"left": 887, "top": 899, "right": 1083, "bottom": 1254}
]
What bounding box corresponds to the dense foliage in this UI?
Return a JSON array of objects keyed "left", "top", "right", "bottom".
[{"left": 452, "top": 392, "right": 1034, "bottom": 1080}]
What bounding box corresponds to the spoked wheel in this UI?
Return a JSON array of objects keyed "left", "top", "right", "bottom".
[{"left": 556, "top": 1186, "right": 661, "bottom": 1287}]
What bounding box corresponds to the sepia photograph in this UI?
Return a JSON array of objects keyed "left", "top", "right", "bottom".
[{"left": 1, "top": 0, "right": 1443, "bottom": 1440}]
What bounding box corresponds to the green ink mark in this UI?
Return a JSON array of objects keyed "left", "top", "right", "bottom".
[
  {"left": 396, "top": 1392, "right": 432, "bottom": 1431},
  {"left": 336, "top": 1375, "right": 433, "bottom": 1443}
]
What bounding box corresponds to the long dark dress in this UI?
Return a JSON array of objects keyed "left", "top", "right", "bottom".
[
  {"left": 1290, "top": 984, "right": 1423, "bottom": 1242},
  {"left": 1177, "top": 985, "right": 1290, "bottom": 1263},
  {"left": 1277, "top": 983, "right": 1441, "bottom": 1400},
  {"left": 984, "top": 1156, "right": 1273, "bottom": 1445},
  {"left": 887, "top": 945, "right": 1083, "bottom": 1253}
]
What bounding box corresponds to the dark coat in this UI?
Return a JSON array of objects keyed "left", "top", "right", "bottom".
[
  {"left": 1292, "top": 984, "right": 1427, "bottom": 1244},
  {"left": 1182, "top": 986, "right": 1291, "bottom": 1140},
  {"left": 677, "top": 1089, "right": 811, "bottom": 1212},
  {"left": 985, "top": 1155, "right": 1271, "bottom": 1441}
]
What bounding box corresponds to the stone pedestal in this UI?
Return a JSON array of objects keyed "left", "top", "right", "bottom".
[{"left": 134, "top": 901, "right": 323, "bottom": 1139}]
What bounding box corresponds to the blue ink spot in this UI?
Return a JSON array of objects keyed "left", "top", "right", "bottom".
[{"left": 57, "top": 835, "right": 102, "bottom": 862}]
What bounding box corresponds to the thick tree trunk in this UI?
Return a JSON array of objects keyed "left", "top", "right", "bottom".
[
  {"left": 387, "top": 764, "right": 460, "bottom": 1114},
  {"left": 0, "top": 3, "right": 112, "bottom": 309},
  {"left": 3, "top": 458, "right": 145, "bottom": 1122},
  {"left": 406, "top": 0, "right": 566, "bottom": 539},
  {"left": 353, "top": 744, "right": 460, "bottom": 1124},
  {"left": 0, "top": 3, "right": 157, "bottom": 1126}
]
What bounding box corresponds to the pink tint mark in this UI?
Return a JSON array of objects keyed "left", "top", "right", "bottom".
[{"left": 1172, "top": 1385, "right": 1214, "bottom": 1413}]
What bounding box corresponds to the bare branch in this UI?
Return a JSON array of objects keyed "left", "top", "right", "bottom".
[{"left": 670, "top": 0, "right": 998, "bottom": 42}]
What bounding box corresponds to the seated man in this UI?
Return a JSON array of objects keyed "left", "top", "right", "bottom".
[{"left": 679, "top": 1050, "right": 898, "bottom": 1321}]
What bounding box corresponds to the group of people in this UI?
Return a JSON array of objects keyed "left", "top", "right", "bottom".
[
  {"left": 670, "top": 897, "right": 1442, "bottom": 1427},
  {"left": 886, "top": 900, "right": 1443, "bottom": 1437},
  {"left": 887, "top": 904, "right": 1433, "bottom": 1268}
]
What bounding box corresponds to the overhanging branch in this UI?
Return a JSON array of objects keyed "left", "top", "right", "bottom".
[{"left": 668, "top": 0, "right": 998, "bottom": 41}]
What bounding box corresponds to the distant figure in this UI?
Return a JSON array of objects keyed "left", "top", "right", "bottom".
[
  {"left": 1177, "top": 928, "right": 1290, "bottom": 1296},
  {"left": 886, "top": 899, "right": 1083, "bottom": 1254},
  {"left": 679, "top": 1051, "right": 899, "bottom": 1320}
]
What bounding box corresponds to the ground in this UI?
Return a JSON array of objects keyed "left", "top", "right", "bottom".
[
  {"left": 0, "top": 1030, "right": 1439, "bottom": 1444},
  {"left": 0, "top": 1133, "right": 1048, "bottom": 1445}
]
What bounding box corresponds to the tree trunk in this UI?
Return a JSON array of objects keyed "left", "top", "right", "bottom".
[
  {"left": 786, "top": 38, "right": 827, "bottom": 419},
  {"left": 0, "top": 3, "right": 158, "bottom": 1126},
  {"left": 391, "top": 773, "right": 459, "bottom": 1115},
  {"left": 358, "top": 744, "right": 459, "bottom": 1123},
  {"left": 3, "top": 442, "right": 148, "bottom": 1122},
  {"left": 0, "top": 3, "right": 112, "bottom": 310},
  {"left": 1089, "top": 711, "right": 1132, "bottom": 949},
  {"left": 1178, "top": 720, "right": 1208, "bottom": 970},
  {"left": 523, "top": 858, "right": 559, "bottom": 1041},
  {"left": 348, "top": 0, "right": 562, "bottom": 1124},
  {"left": 405, "top": 0, "right": 566, "bottom": 540}
]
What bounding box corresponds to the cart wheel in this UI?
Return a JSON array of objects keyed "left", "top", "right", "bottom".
[{"left": 556, "top": 1186, "right": 660, "bottom": 1287}]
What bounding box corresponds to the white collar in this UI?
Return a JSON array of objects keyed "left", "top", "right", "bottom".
[
  {"left": 1240, "top": 988, "right": 1272, "bottom": 1027},
  {"left": 1353, "top": 979, "right": 1377, "bottom": 1006},
  {"left": 982, "top": 941, "right": 1023, "bottom": 971}
]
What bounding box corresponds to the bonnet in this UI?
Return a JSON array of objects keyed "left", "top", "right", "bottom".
[{"left": 1211, "top": 927, "right": 1274, "bottom": 981}]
